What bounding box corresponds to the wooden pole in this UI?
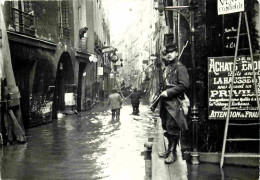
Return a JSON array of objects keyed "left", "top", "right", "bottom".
[{"left": 0, "top": 5, "right": 26, "bottom": 143}]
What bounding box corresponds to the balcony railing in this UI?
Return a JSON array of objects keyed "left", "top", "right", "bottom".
[{"left": 11, "top": 8, "right": 35, "bottom": 37}]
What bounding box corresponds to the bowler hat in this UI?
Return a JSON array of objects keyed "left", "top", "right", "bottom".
[{"left": 165, "top": 43, "right": 178, "bottom": 53}]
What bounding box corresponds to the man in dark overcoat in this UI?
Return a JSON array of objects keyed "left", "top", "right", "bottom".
[
  {"left": 158, "top": 42, "right": 190, "bottom": 164},
  {"left": 130, "top": 88, "right": 141, "bottom": 115}
]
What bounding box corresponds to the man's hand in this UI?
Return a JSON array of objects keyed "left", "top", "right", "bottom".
[{"left": 160, "top": 90, "right": 168, "bottom": 97}]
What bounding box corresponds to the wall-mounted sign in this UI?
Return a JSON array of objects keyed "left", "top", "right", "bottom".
[
  {"left": 208, "top": 55, "right": 260, "bottom": 120},
  {"left": 98, "top": 67, "right": 103, "bottom": 76},
  {"left": 110, "top": 73, "right": 114, "bottom": 78},
  {"left": 218, "top": 0, "right": 244, "bottom": 15}
]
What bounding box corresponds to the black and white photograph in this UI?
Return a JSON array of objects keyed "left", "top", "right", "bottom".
[{"left": 0, "top": 0, "right": 259, "bottom": 179}]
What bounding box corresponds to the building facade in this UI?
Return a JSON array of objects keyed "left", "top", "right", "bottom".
[
  {"left": 151, "top": 0, "right": 260, "bottom": 155},
  {"left": 1, "top": 0, "right": 111, "bottom": 128}
]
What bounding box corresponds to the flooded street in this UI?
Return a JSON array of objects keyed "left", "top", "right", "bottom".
[
  {"left": 0, "top": 100, "right": 259, "bottom": 180},
  {"left": 0, "top": 101, "right": 155, "bottom": 180}
]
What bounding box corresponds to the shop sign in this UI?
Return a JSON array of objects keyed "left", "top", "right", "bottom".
[
  {"left": 98, "top": 67, "right": 103, "bottom": 76},
  {"left": 218, "top": 0, "right": 244, "bottom": 15},
  {"left": 102, "top": 47, "right": 116, "bottom": 54},
  {"left": 208, "top": 55, "right": 260, "bottom": 120}
]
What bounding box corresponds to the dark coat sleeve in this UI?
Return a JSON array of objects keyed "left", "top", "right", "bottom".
[{"left": 166, "top": 65, "right": 190, "bottom": 98}]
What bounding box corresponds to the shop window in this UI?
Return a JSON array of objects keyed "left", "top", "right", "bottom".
[
  {"left": 10, "top": 0, "right": 35, "bottom": 37},
  {"left": 59, "top": 0, "right": 70, "bottom": 39}
]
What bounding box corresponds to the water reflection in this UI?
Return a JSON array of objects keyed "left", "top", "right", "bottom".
[
  {"left": 0, "top": 102, "right": 154, "bottom": 180},
  {"left": 187, "top": 163, "right": 259, "bottom": 180}
]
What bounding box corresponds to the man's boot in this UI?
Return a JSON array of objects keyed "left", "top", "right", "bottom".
[
  {"left": 164, "top": 151, "right": 175, "bottom": 164},
  {"left": 164, "top": 138, "right": 178, "bottom": 164},
  {"left": 158, "top": 140, "right": 172, "bottom": 158}
]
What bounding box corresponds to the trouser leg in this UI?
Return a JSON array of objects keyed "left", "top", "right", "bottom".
[
  {"left": 116, "top": 109, "right": 120, "bottom": 121},
  {"left": 165, "top": 134, "right": 179, "bottom": 164},
  {"left": 111, "top": 109, "right": 115, "bottom": 121},
  {"left": 132, "top": 105, "right": 135, "bottom": 114},
  {"left": 158, "top": 133, "right": 173, "bottom": 158}
]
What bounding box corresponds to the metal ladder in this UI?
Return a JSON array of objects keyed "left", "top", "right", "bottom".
[{"left": 220, "top": 12, "right": 260, "bottom": 168}]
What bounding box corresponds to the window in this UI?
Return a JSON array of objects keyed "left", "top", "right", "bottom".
[
  {"left": 10, "top": 0, "right": 35, "bottom": 36},
  {"left": 59, "top": 0, "right": 70, "bottom": 39}
]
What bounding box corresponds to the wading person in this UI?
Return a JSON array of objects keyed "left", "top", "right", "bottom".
[
  {"left": 156, "top": 43, "right": 189, "bottom": 164},
  {"left": 108, "top": 87, "right": 123, "bottom": 121},
  {"left": 130, "top": 88, "right": 141, "bottom": 115}
]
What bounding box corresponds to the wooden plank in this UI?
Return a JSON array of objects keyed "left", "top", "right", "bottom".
[
  {"left": 7, "top": 98, "right": 20, "bottom": 107},
  {"left": 226, "top": 138, "right": 260, "bottom": 141},
  {"left": 224, "top": 153, "right": 260, "bottom": 158},
  {"left": 8, "top": 92, "right": 21, "bottom": 100},
  {"left": 152, "top": 118, "right": 171, "bottom": 180},
  {"left": 229, "top": 123, "right": 260, "bottom": 126},
  {"left": 3, "top": 113, "right": 14, "bottom": 143},
  {"left": 8, "top": 110, "right": 26, "bottom": 143},
  {"left": 4, "top": 85, "right": 19, "bottom": 95}
]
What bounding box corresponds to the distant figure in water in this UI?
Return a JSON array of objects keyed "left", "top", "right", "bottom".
[
  {"left": 108, "top": 87, "right": 123, "bottom": 121},
  {"left": 130, "top": 88, "right": 141, "bottom": 115}
]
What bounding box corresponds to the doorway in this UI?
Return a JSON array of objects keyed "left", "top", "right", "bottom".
[{"left": 53, "top": 52, "right": 74, "bottom": 118}]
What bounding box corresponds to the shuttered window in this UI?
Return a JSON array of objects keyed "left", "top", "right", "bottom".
[{"left": 59, "top": 0, "right": 70, "bottom": 39}]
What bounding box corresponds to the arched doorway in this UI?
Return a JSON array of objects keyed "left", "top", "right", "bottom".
[{"left": 52, "top": 52, "right": 74, "bottom": 118}]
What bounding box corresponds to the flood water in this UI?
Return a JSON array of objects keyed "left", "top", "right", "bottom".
[
  {"left": 0, "top": 101, "right": 155, "bottom": 180},
  {"left": 1, "top": 101, "right": 258, "bottom": 180}
]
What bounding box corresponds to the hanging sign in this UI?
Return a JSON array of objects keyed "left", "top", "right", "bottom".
[
  {"left": 102, "top": 47, "right": 116, "bottom": 54},
  {"left": 208, "top": 55, "right": 260, "bottom": 120},
  {"left": 217, "top": 0, "right": 244, "bottom": 15}
]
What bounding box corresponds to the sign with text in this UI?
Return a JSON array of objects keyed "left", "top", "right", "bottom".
[
  {"left": 208, "top": 55, "right": 260, "bottom": 120},
  {"left": 218, "top": 0, "right": 244, "bottom": 15},
  {"left": 102, "top": 47, "right": 116, "bottom": 54}
]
